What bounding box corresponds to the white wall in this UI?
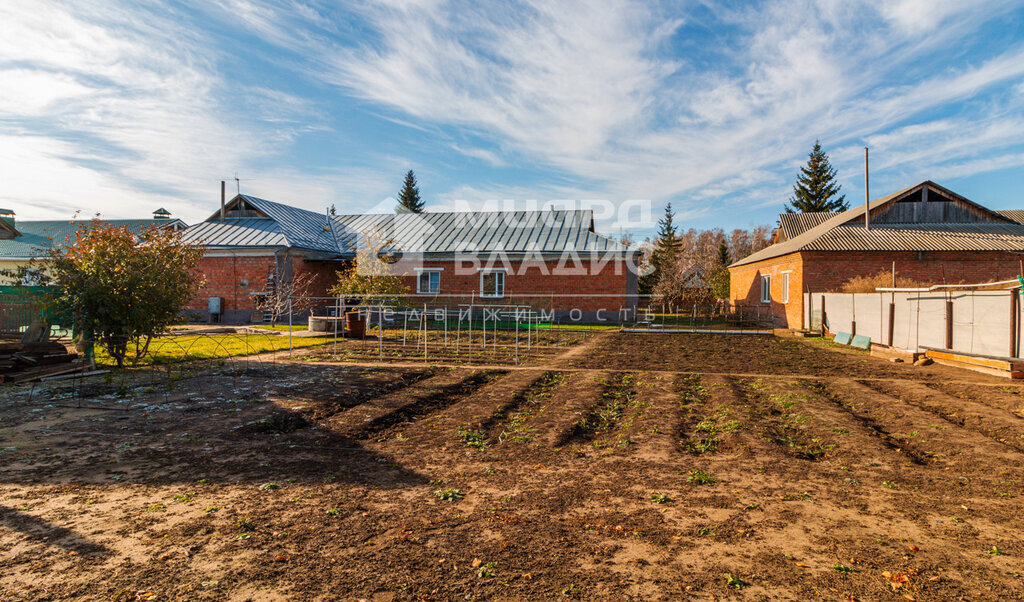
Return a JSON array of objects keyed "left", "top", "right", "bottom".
[{"left": 806, "top": 290, "right": 1020, "bottom": 358}]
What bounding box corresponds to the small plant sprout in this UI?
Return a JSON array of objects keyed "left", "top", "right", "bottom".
[
  {"left": 434, "top": 488, "right": 464, "bottom": 501},
  {"left": 562, "top": 583, "right": 581, "bottom": 597},
  {"left": 987, "top": 545, "right": 1007, "bottom": 556},
  {"left": 688, "top": 469, "right": 718, "bottom": 485},
  {"left": 833, "top": 563, "right": 853, "bottom": 574},
  {"left": 650, "top": 493, "right": 673, "bottom": 504},
  {"left": 477, "top": 561, "right": 497, "bottom": 578},
  {"left": 204, "top": 506, "right": 218, "bottom": 513},
  {"left": 259, "top": 482, "right": 281, "bottom": 491},
  {"left": 724, "top": 573, "right": 747, "bottom": 590},
  {"left": 327, "top": 507, "right": 342, "bottom": 515}
]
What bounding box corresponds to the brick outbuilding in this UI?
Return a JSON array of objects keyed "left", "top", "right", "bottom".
[
  {"left": 729, "top": 181, "right": 1024, "bottom": 328},
  {"left": 183, "top": 195, "right": 640, "bottom": 323}
]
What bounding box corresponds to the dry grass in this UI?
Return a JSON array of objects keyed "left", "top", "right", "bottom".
[{"left": 837, "top": 270, "right": 928, "bottom": 293}]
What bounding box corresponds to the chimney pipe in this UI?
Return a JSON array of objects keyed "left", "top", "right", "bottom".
[
  {"left": 864, "top": 147, "right": 870, "bottom": 230},
  {"left": 220, "top": 180, "right": 226, "bottom": 221}
]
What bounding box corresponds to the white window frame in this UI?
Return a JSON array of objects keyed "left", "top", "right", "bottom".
[
  {"left": 416, "top": 268, "right": 441, "bottom": 294},
  {"left": 780, "top": 272, "right": 790, "bottom": 304},
  {"left": 760, "top": 274, "right": 771, "bottom": 303},
  {"left": 480, "top": 269, "right": 506, "bottom": 298}
]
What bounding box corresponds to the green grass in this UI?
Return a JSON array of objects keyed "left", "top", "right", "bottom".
[
  {"left": 249, "top": 324, "right": 308, "bottom": 332},
  {"left": 95, "top": 334, "right": 334, "bottom": 366}
]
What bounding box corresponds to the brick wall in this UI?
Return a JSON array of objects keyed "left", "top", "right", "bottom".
[
  {"left": 401, "top": 258, "right": 634, "bottom": 311},
  {"left": 188, "top": 254, "right": 337, "bottom": 314},
  {"left": 191, "top": 253, "right": 636, "bottom": 318},
  {"left": 729, "top": 254, "right": 803, "bottom": 327},
  {"left": 730, "top": 250, "right": 1024, "bottom": 328}
]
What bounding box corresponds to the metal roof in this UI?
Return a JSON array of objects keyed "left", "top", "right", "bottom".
[
  {"left": 0, "top": 218, "right": 187, "bottom": 260},
  {"left": 777, "top": 212, "right": 835, "bottom": 241},
  {"left": 329, "top": 210, "right": 626, "bottom": 255},
  {"left": 733, "top": 181, "right": 1024, "bottom": 267},
  {"left": 181, "top": 218, "right": 289, "bottom": 249},
  {"left": 187, "top": 196, "right": 629, "bottom": 256}
]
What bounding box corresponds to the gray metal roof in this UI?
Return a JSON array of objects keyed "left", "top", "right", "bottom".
[
  {"left": 733, "top": 181, "right": 1024, "bottom": 267},
  {"left": 186, "top": 196, "right": 629, "bottom": 256},
  {"left": 181, "top": 217, "right": 288, "bottom": 249},
  {"left": 330, "top": 210, "right": 625, "bottom": 254}
]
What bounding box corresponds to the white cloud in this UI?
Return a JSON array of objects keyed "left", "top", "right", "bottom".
[{"left": 3, "top": 0, "right": 1023, "bottom": 232}]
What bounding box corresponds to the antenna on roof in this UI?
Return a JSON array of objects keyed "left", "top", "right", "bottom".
[{"left": 234, "top": 173, "right": 241, "bottom": 195}]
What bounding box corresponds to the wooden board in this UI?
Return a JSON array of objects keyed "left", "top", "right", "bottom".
[
  {"left": 833, "top": 332, "right": 852, "bottom": 345},
  {"left": 925, "top": 348, "right": 1015, "bottom": 371}
]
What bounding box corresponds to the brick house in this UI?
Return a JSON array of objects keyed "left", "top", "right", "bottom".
[
  {"left": 183, "top": 194, "right": 640, "bottom": 323},
  {"left": 729, "top": 181, "right": 1024, "bottom": 328}
]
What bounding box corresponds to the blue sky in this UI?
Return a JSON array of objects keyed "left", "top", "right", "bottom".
[{"left": 2, "top": 0, "right": 1023, "bottom": 241}]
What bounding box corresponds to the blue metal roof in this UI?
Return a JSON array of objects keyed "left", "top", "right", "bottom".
[{"left": 0, "top": 218, "right": 186, "bottom": 260}]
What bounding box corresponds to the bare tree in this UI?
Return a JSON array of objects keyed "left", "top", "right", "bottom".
[{"left": 253, "top": 265, "right": 320, "bottom": 327}]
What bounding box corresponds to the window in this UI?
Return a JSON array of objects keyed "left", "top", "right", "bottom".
[
  {"left": 760, "top": 274, "right": 771, "bottom": 303},
  {"left": 417, "top": 270, "right": 440, "bottom": 294},
  {"left": 480, "top": 270, "right": 505, "bottom": 298},
  {"left": 780, "top": 272, "right": 790, "bottom": 304}
]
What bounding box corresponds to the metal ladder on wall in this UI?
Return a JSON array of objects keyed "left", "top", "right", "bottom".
[{"left": 262, "top": 271, "right": 276, "bottom": 323}]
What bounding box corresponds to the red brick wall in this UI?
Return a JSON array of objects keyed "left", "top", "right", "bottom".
[
  {"left": 729, "top": 254, "right": 803, "bottom": 327},
  {"left": 400, "top": 258, "right": 634, "bottom": 311},
  {"left": 189, "top": 255, "right": 337, "bottom": 313},
  {"left": 730, "top": 250, "right": 1024, "bottom": 328},
  {"left": 189, "top": 255, "right": 275, "bottom": 312},
  {"left": 191, "top": 253, "right": 634, "bottom": 315}
]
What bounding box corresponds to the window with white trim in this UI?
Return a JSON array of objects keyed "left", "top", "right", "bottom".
[
  {"left": 780, "top": 272, "right": 789, "bottom": 304},
  {"left": 480, "top": 270, "right": 505, "bottom": 298},
  {"left": 760, "top": 274, "right": 771, "bottom": 303},
  {"left": 417, "top": 270, "right": 440, "bottom": 294}
]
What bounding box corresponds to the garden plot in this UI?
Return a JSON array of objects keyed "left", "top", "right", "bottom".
[{"left": 1, "top": 334, "right": 1024, "bottom": 600}]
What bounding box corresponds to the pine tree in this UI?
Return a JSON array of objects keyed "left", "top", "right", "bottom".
[
  {"left": 785, "top": 140, "right": 847, "bottom": 213},
  {"left": 717, "top": 240, "right": 731, "bottom": 268},
  {"left": 397, "top": 170, "right": 425, "bottom": 213}
]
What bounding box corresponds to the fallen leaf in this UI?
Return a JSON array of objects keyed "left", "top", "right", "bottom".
[
  {"left": 795, "top": 562, "right": 809, "bottom": 567},
  {"left": 521, "top": 573, "right": 533, "bottom": 580},
  {"left": 471, "top": 558, "right": 482, "bottom": 568},
  {"left": 273, "top": 556, "right": 287, "bottom": 562}
]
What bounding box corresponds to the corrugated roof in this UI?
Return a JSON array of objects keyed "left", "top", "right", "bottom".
[
  {"left": 733, "top": 181, "right": 1024, "bottom": 267},
  {"left": 0, "top": 218, "right": 186, "bottom": 260},
  {"left": 329, "top": 210, "right": 625, "bottom": 254},
  {"left": 998, "top": 210, "right": 1024, "bottom": 225},
  {"left": 777, "top": 212, "right": 835, "bottom": 241},
  {"left": 187, "top": 197, "right": 628, "bottom": 256},
  {"left": 181, "top": 218, "right": 289, "bottom": 249}
]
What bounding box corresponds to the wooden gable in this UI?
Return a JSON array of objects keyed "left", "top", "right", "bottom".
[{"left": 867, "top": 182, "right": 1011, "bottom": 225}]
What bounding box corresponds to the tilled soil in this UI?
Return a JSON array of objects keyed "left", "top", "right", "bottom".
[{"left": 1, "top": 334, "right": 1023, "bottom": 600}]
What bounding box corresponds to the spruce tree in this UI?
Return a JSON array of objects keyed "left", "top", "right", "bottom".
[
  {"left": 640, "top": 203, "right": 678, "bottom": 295},
  {"left": 654, "top": 202, "right": 677, "bottom": 272},
  {"left": 397, "top": 170, "right": 424, "bottom": 213},
  {"left": 785, "top": 141, "right": 847, "bottom": 213},
  {"left": 717, "top": 240, "right": 731, "bottom": 268}
]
